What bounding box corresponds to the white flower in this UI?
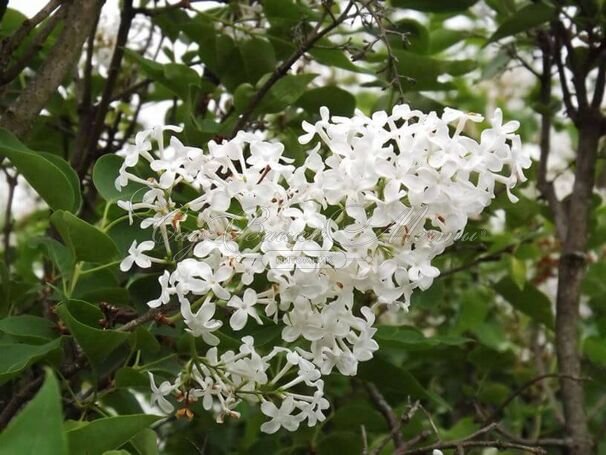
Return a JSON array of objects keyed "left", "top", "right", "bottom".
[
  {"left": 180, "top": 297, "right": 222, "bottom": 346},
  {"left": 120, "top": 240, "right": 155, "bottom": 271},
  {"left": 147, "top": 270, "right": 173, "bottom": 308},
  {"left": 113, "top": 105, "right": 528, "bottom": 431},
  {"left": 148, "top": 372, "right": 175, "bottom": 414},
  {"left": 260, "top": 397, "right": 301, "bottom": 433},
  {"left": 228, "top": 289, "right": 263, "bottom": 330}
]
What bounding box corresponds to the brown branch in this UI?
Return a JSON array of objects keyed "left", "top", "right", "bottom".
[
  {"left": 552, "top": 28, "right": 578, "bottom": 124},
  {"left": 75, "top": 0, "right": 134, "bottom": 177},
  {"left": 364, "top": 382, "right": 405, "bottom": 451},
  {"left": 399, "top": 439, "right": 547, "bottom": 455},
  {"left": 554, "top": 114, "right": 601, "bottom": 455},
  {"left": 591, "top": 44, "right": 606, "bottom": 108},
  {"left": 0, "top": 299, "right": 179, "bottom": 429},
  {"left": 554, "top": 21, "right": 588, "bottom": 109},
  {"left": 229, "top": 0, "right": 355, "bottom": 137},
  {"left": 0, "top": 0, "right": 62, "bottom": 68},
  {"left": 485, "top": 373, "right": 587, "bottom": 424},
  {"left": 0, "top": 6, "right": 67, "bottom": 86},
  {"left": 0, "top": 0, "right": 102, "bottom": 138},
  {"left": 133, "top": 0, "right": 226, "bottom": 16},
  {"left": 531, "top": 327, "right": 565, "bottom": 425},
  {"left": 536, "top": 34, "right": 567, "bottom": 240},
  {"left": 1, "top": 167, "right": 17, "bottom": 267},
  {"left": 0, "top": 374, "right": 44, "bottom": 430}
]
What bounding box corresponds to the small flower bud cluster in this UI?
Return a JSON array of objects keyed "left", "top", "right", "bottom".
[{"left": 115, "top": 105, "right": 529, "bottom": 432}]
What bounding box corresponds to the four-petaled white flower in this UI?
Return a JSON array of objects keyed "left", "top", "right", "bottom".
[
  {"left": 260, "top": 397, "right": 301, "bottom": 433},
  {"left": 148, "top": 372, "right": 175, "bottom": 414},
  {"left": 120, "top": 240, "right": 155, "bottom": 271},
  {"left": 228, "top": 288, "right": 263, "bottom": 330}
]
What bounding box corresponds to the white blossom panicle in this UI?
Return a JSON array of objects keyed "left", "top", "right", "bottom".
[{"left": 116, "top": 105, "right": 529, "bottom": 432}]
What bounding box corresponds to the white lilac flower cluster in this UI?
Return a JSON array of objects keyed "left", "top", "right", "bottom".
[{"left": 114, "top": 105, "right": 529, "bottom": 433}]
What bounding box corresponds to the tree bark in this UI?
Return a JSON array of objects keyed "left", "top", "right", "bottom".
[
  {"left": 555, "top": 109, "right": 601, "bottom": 455},
  {"left": 0, "top": 0, "right": 103, "bottom": 138}
]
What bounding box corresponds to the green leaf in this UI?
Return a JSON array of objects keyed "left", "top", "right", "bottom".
[
  {"left": 494, "top": 277, "right": 555, "bottom": 329},
  {"left": 488, "top": 2, "right": 555, "bottom": 43},
  {"left": 584, "top": 336, "right": 606, "bottom": 366},
  {"left": 0, "top": 128, "right": 79, "bottom": 212},
  {"left": 0, "top": 369, "right": 68, "bottom": 455},
  {"left": 125, "top": 50, "right": 209, "bottom": 100},
  {"left": 391, "top": 0, "right": 479, "bottom": 13},
  {"left": 66, "top": 415, "right": 162, "bottom": 455},
  {"left": 358, "top": 355, "right": 431, "bottom": 403},
  {"left": 392, "top": 49, "right": 475, "bottom": 91},
  {"left": 31, "top": 237, "right": 74, "bottom": 277},
  {"left": 309, "top": 45, "right": 370, "bottom": 74},
  {"left": 296, "top": 86, "right": 356, "bottom": 117},
  {"left": 429, "top": 29, "right": 469, "bottom": 54},
  {"left": 376, "top": 325, "right": 471, "bottom": 350},
  {"left": 93, "top": 154, "right": 146, "bottom": 203},
  {"left": 317, "top": 431, "right": 362, "bottom": 455},
  {"left": 454, "top": 288, "right": 489, "bottom": 334},
  {"left": 239, "top": 37, "right": 276, "bottom": 84},
  {"left": 38, "top": 151, "right": 82, "bottom": 212},
  {"left": 0, "top": 338, "right": 62, "bottom": 385},
  {"left": 509, "top": 256, "right": 527, "bottom": 290},
  {"left": 51, "top": 210, "right": 119, "bottom": 263},
  {"left": 130, "top": 429, "right": 159, "bottom": 455},
  {"left": 0, "top": 9, "right": 28, "bottom": 38},
  {"left": 0, "top": 315, "right": 57, "bottom": 342},
  {"left": 56, "top": 300, "right": 129, "bottom": 367},
  {"left": 583, "top": 262, "right": 606, "bottom": 297},
  {"left": 256, "top": 73, "right": 318, "bottom": 113}
]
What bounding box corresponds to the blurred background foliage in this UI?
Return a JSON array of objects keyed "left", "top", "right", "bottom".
[{"left": 0, "top": 0, "right": 605, "bottom": 454}]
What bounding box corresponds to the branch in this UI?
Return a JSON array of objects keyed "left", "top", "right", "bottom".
[
  {"left": 229, "top": 0, "right": 356, "bottom": 137},
  {"left": 133, "top": 0, "right": 226, "bottom": 16},
  {"left": 364, "top": 382, "right": 405, "bottom": 451},
  {"left": 591, "top": 44, "right": 606, "bottom": 108},
  {"left": 485, "top": 373, "right": 587, "bottom": 424},
  {"left": 552, "top": 27, "right": 578, "bottom": 123},
  {"left": 75, "top": 0, "right": 135, "bottom": 176},
  {"left": 536, "top": 34, "right": 567, "bottom": 240},
  {"left": 0, "top": 0, "right": 102, "bottom": 138},
  {"left": 0, "top": 0, "right": 62, "bottom": 68},
  {"left": 0, "top": 299, "right": 179, "bottom": 429},
  {"left": 399, "top": 439, "right": 547, "bottom": 455},
  {"left": 554, "top": 20, "right": 588, "bottom": 109},
  {"left": 0, "top": 6, "right": 67, "bottom": 86},
  {"left": 116, "top": 300, "right": 178, "bottom": 332},
  {"left": 1, "top": 166, "right": 17, "bottom": 267}
]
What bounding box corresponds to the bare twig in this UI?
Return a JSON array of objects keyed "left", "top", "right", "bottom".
[
  {"left": 485, "top": 373, "right": 588, "bottom": 424},
  {"left": 0, "top": 5, "right": 67, "bottom": 86},
  {"left": 1, "top": 167, "right": 17, "bottom": 267},
  {"left": 75, "top": 0, "right": 135, "bottom": 176},
  {"left": 0, "top": 299, "right": 179, "bottom": 429},
  {"left": 0, "top": 0, "right": 101, "bottom": 138},
  {"left": 0, "top": 0, "right": 62, "bottom": 67},
  {"left": 536, "top": 33, "right": 567, "bottom": 240},
  {"left": 365, "top": 382, "right": 405, "bottom": 451},
  {"left": 229, "top": 1, "right": 356, "bottom": 137},
  {"left": 134, "top": 0, "right": 227, "bottom": 16}
]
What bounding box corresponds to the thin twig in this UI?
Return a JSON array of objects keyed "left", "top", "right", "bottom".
[
  {"left": 365, "top": 382, "right": 405, "bottom": 451},
  {"left": 0, "top": 0, "right": 62, "bottom": 67},
  {"left": 485, "top": 373, "right": 588, "bottom": 424},
  {"left": 1, "top": 167, "right": 17, "bottom": 267},
  {"left": 229, "top": 0, "right": 356, "bottom": 137}
]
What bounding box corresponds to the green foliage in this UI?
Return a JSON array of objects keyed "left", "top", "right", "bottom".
[
  {"left": 0, "top": 370, "right": 67, "bottom": 455},
  {"left": 0, "top": 128, "right": 80, "bottom": 212},
  {"left": 1, "top": 0, "right": 605, "bottom": 453}
]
